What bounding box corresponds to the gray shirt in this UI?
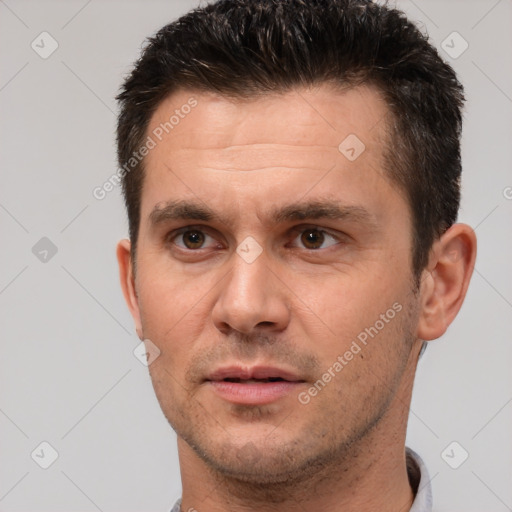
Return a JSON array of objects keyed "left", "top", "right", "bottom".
[{"left": 170, "top": 446, "right": 432, "bottom": 512}]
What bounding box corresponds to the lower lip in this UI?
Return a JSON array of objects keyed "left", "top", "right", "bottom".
[{"left": 207, "top": 380, "right": 304, "bottom": 405}]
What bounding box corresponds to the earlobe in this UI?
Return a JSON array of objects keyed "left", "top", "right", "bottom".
[
  {"left": 416, "top": 224, "right": 477, "bottom": 342},
  {"left": 116, "top": 239, "right": 143, "bottom": 339}
]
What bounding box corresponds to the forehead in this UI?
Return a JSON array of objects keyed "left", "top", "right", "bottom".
[
  {"left": 140, "top": 84, "right": 400, "bottom": 225},
  {"left": 147, "top": 84, "right": 388, "bottom": 158}
]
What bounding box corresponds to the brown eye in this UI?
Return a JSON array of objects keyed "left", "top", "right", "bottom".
[
  {"left": 300, "top": 229, "right": 325, "bottom": 249},
  {"left": 181, "top": 230, "right": 205, "bottom": 249}
]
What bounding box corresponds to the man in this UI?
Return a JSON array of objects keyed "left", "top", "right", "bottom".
[{"left": 116, "top": 1, "right": 477, "bottom": 510}]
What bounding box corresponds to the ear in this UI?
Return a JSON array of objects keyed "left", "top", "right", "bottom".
[
  {"left": 117, "top": 239, "right": 143, "bottom": 339},
  {"left": 416, "top": 223, "right": 477, "bottom": 341}
]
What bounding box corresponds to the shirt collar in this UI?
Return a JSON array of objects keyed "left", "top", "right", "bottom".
[{"left": 407, "top": 447, "right": 433, "bottom": 512}]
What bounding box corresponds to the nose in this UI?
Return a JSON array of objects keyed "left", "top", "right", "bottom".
[{"left": 211, "top": 248, "right": 291, "bottom": 335}]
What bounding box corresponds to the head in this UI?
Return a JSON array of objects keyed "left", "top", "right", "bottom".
[{"left": 116, "top": 0, "right": 476, "bottom": 489}]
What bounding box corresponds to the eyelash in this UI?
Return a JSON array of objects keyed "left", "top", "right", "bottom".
[{"left": 167, "top": 225, "right": 342, "bottom": 252}]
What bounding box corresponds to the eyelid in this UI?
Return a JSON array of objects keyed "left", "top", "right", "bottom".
[
  {"left": 167, "top": 225, "right": 221, "bottom": 249},
  {"left": 289, "top": 224, "right": 345, "bottom": 239},
  {"left": 288, "top": 225, "right": 344, "bottom": 250},
  {"left": 165, "top": 223, "right": 348, "bottom": 251}
]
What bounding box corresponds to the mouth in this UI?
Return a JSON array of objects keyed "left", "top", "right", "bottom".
[
  {"left": 205, "top": 366, "right": 306, "bottom": 405},
  {"left": 222, "top": 377, "right": 290, "bottom": 383}
]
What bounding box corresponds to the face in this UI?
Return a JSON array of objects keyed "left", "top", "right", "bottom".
[{"left": 119, "top": 84, "right": 425, "bottom": 484}]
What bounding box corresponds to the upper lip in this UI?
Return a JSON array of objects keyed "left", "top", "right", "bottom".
[{"left": 206, "top": 365, "right": 305, "bottom": 382}]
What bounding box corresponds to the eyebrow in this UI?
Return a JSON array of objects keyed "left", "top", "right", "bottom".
[
  {"left": 148, "top": 199, "right": 376, "bottom": 228},
  {"left": 270, "top": 201, "right": 375, "bottom": 225},
  {"left": 149, "top": 200, "right": 217, "bottom": 225}
]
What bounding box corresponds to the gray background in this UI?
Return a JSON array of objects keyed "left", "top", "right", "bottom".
[{"left": 1, "top": 0, "right": 511, "bottom": 511}]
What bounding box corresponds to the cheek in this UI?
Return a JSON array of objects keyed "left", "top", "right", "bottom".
[
  {"left": 299, "top": 273, "right": 400, "bottom": 340},
  {"left": 136, "top": 264, "right": 217, "bottom": 356},
  {"left": 300, "top": 273, "right": 415, "bottom": 400},
  {"left": 306, "top": 298, "right": 414, "bottom": 418},
  {"left": 137, "top": 255, "right": 212, "bottom": 315}
]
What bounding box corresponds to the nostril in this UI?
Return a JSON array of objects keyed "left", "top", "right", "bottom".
[{"left": 256, "top": 321, "right": 275, "bottom": 328}]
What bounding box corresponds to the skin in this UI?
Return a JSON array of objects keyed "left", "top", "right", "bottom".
[{"left": 117, "top": 84, "right": 477, "bottom": 512}]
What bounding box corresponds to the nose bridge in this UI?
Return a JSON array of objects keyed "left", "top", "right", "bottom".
[
  {"left": 212, "top": 246, "right": 290, "bottom": 334},
  {"left": 229, "top": 250, "right": 268, "bottom": 304}
]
